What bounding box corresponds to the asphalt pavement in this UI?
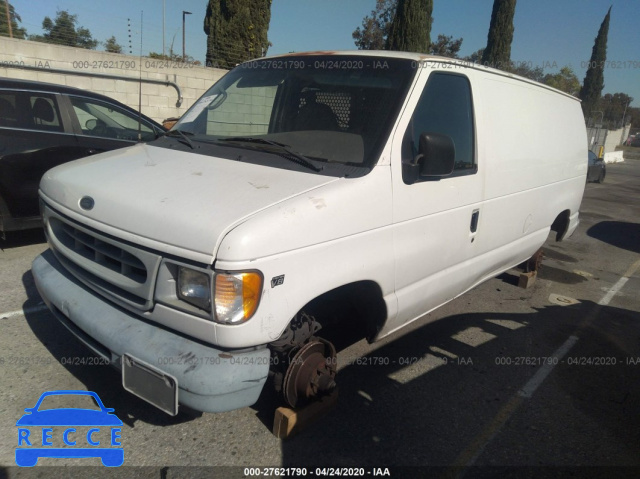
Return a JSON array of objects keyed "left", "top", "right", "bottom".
[{"left": 0, "top": 158, "right": 639, "bottom": 478}]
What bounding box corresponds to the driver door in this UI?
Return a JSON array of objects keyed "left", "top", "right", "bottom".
[{"left": 381, "top": 68, "right": 485, "bottom": 336}]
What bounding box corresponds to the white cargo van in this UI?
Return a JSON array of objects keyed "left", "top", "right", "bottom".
[{"left": 32, "top": 51, "right": 587, "bottom": 415}]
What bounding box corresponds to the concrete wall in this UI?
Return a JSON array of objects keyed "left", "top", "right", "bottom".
[
  {"left": 0, "top": 37, "right": 228, "bottom": 123},
  {"left": 587, "top": 124, "right": 631, "bottom": 155},
  {"left": 604, "top": 124, "right": 631, "bottom": 152}
]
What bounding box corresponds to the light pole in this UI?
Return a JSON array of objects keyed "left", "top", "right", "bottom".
[
  {"left": 621, "top": 98, "right": 631, "bottom": 128},
  {"left": 620, "top": 98, "right": 632, "bottom": 145},
  {"left": 182, "top": 11, "right": 192, "bottom": 62}
]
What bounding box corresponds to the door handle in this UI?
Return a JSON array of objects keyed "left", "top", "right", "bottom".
[{"left": 470, "top": 209, "right": 480, "bottom": 233}]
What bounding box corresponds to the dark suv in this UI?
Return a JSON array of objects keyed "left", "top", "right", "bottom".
[{"left": 0, "top": 78, "right": 165, "bottom": 234}]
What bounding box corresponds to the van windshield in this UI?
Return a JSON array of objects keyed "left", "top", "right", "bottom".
[{"left": 167, "top": 55, "right": 415, "bottom": 174}]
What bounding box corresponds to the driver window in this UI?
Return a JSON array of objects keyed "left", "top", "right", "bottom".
[
  {"left": 69, "top": 96, "right": 155, "bottom": 141},
  {"left": 402, "top": 72, "right": 475, "bottom": 183}
]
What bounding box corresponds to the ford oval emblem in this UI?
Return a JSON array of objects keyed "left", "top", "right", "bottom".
[{"left": 79, "top": 196, "right": 95, "bottom": 211}]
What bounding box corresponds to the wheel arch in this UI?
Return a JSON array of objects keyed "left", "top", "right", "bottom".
[
  {"left": 550, "top": 209, "right": 571, "bottom": 241},
  {"left": 272, "top": 279, "right": 389, "bottom": 350}
]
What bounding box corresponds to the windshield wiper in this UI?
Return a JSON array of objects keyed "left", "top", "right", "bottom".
[
  {"left": 164, "top": 129, "right": 195, "bottom": 149},
  {"left": 219, "top": 137, "right": 323, "bottom": 172}
]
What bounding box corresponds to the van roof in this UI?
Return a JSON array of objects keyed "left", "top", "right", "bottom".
[{"left": 260, "top": 50, "right": 581, "bottom": 103}]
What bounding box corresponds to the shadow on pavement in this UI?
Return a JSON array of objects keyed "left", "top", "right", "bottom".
[
  {"left": 274, "top": 300, "right": 640, "bottom": 469},
  {"left": 0, "top": 229, "right": 46, "bottom": 250},
  {"left": 19, "top": 263, "right": 640, "bottom": 469},
  {"left": 587, "top": 221, "right": 640, "bottom": 254}
]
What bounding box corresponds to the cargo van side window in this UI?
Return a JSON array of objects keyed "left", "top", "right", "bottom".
[{"left": 402, "top": 73, "right": 475, "bottom": 183}]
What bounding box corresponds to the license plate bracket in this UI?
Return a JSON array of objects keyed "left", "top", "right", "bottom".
[{"left": 122, "top": 354, "right": 178, "bottom": 416}]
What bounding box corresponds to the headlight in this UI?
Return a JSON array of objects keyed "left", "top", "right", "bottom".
[
  {"left": 214, "top": 271, "right": 263, "bottom": 324},
  {"left": 177, "top": 267, "right": 211, "bottom": 312}
]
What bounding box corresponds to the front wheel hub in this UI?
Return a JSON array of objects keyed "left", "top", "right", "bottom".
[{"left": 283, "top": 339, "right": 337, "bottom": 408}]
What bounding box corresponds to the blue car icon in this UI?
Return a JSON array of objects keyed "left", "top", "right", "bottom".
[{"left": 16, "top": 390, "right": 123, "bottom": 467}]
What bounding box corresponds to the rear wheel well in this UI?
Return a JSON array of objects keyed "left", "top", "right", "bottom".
[{"left": 550, "top": 209, "right": 571, "bottom": 241}]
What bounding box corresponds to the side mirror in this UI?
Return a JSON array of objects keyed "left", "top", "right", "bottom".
[{"left": 416, "top": 132, "right": 455, "bottom": 177}]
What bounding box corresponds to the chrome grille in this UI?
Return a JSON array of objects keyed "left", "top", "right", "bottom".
[{"left": 45, "top": 207, "right": 162, "bottom": 311}]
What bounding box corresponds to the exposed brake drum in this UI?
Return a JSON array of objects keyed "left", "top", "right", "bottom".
[{"left": 282, "top": 338, "right": 337, "bottom": 408}]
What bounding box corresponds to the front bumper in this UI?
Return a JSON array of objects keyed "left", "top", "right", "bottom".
[{"left": 32, "top": 249, "right": 270, "bottom": 414}]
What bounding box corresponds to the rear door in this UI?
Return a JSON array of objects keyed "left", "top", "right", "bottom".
[
  {"left": 384, "top": 67, "right": 484, "bottom": 335},
  {"left": 0, "top": 89, "right": 82, "bottom": 219}
]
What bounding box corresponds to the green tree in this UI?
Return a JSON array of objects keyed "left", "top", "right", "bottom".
[
  {"left": 600, "top": 92, "right": 633, "bottom": 128},
  {"left": 0, "top": 2, "right": 27, "bottom": 39},
  {"left": 580, "top": 7, "right": 611, "bottom": 121},
  {"left": 386, "top": 0, "right": 432, "bottom": 53},
  {"left": 204, "top": 0, "right": 272, "bottom": 69},
  {"left": 148, "top": 49, "right": 201, "bottom": 65},
  {"left": 463, "top": 48, "right": 484, "bottom": 63},
  {"left": 481, "top": 0, "right": 517, "bottom": 69},
  {"left": 542, "top": 66, "right": 580, "bottom": 96},
  {"left": 353, "top": 1, "right": 460, "bottom": 56},
  {"left": 430, "top": 34, "right": 463, "bottom": 58},
  {"left": 104, "top": 36, "right": 123, "bottom": 54},
  {"left": 509, "top": 63, "right": 544, "bottom": 82},
  {"left": 625, "top": 107, "right": 640, "bottom": 130},
  {"left": 352, "top": 0, "right": 396, "bottom": 50},
  {"left": 29, "top": 10, "right": 98, "bottom": 49}
]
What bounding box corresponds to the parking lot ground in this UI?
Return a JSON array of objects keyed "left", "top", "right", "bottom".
[{"left": 0, "top": 160, "right": 639, "bottom": 477}]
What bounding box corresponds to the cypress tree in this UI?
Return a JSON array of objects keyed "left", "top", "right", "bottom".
[
  {"left": 386, "top": 0, "right": 432, "bottom": 53},
  {"left": 580, "top": 7, "right": 611, "bottom": 121},
  {"left": 481, "top": 0, "right": 516, "bottom": 70},
  {"left": 204, "top": 0, "right": 272, "bottom": 69}
]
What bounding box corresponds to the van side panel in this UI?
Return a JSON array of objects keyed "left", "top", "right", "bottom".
[
  {"left": 473, "top": 77, "right": 587, "bottom": 279},
  {"left": 380, "top": 68, "right": 586, "bottom": 339},
  {"left": 478, "top": 78, "right": 587, "bottom": 198}
]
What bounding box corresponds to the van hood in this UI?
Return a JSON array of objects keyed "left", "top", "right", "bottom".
[{"left": 40, "top": 143, "right": 338, "bottom": 263}]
